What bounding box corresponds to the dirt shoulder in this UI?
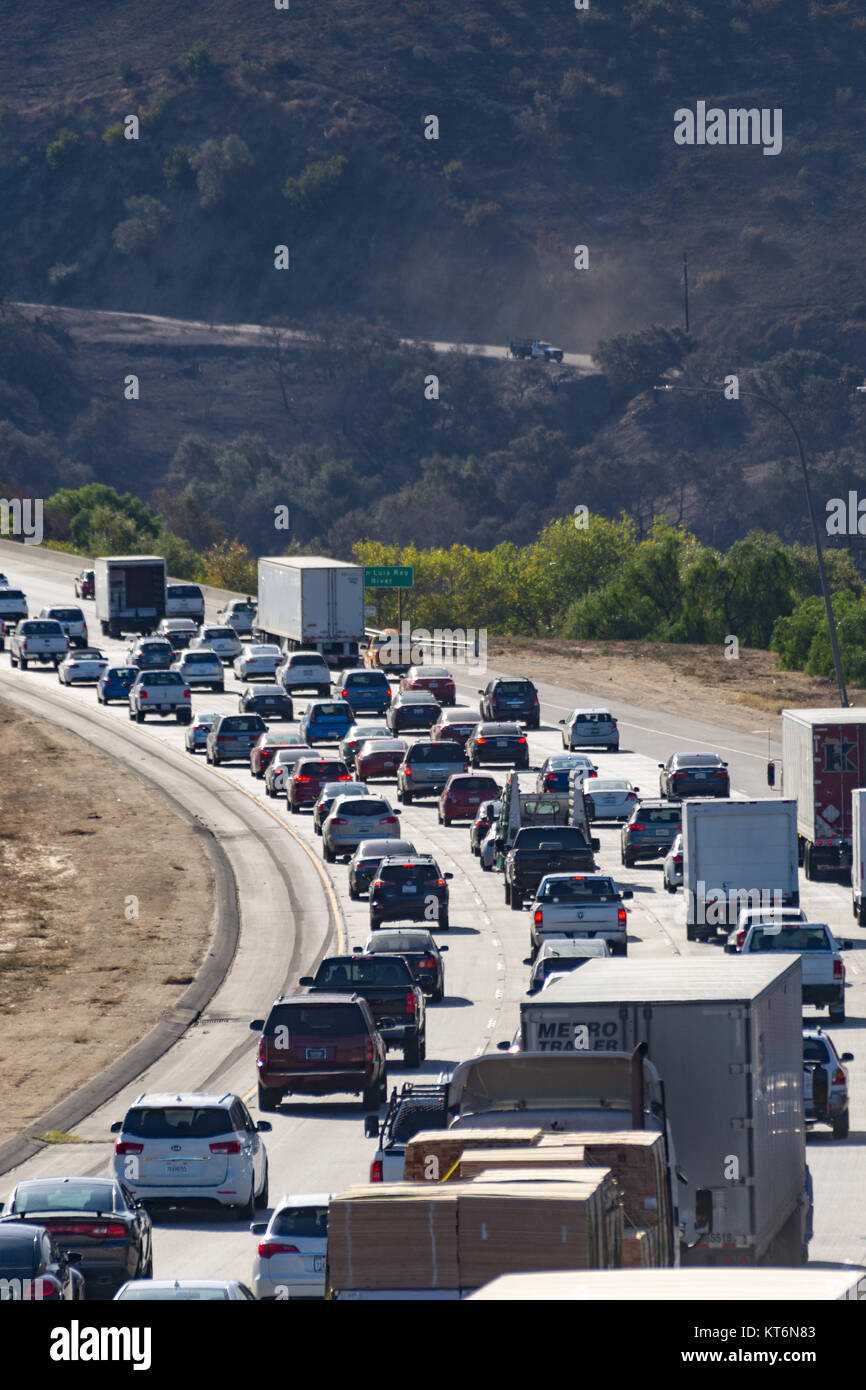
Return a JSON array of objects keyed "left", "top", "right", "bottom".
[
  {"left": 488, "top": 638, "right": 865, "bottom": 739},
  {"left": 0, "top": 696, "right": 214, "bottom": 1145}
]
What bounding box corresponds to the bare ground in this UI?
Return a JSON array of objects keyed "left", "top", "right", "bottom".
[
  {"left": 0, "top": 697, "right": 214, "bottom": 1144},
  {"left": 488, "top": 638, "right": 866, "bottom": 739}
]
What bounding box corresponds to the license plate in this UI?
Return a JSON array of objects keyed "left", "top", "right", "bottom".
[
  {"left": 165, "top": 1162, "right": 188, "bottom": 1174},
  {"left": 313, "top": 1255, "right": 326, "bottom": 1272},
  {"left": 306, "top": 1048, "right": 327, "bottom": 1060},
  {"left": 693, "top": 772, "right": 707, "bottom": 780},
  {"left": 402, "top": 884, "right": 418, "bottom": 894},
  {"left": 496, "top": 740, "right": 510, "bottom": 748}
]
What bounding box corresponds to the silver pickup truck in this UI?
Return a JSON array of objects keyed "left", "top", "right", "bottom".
[
  {"left": 530, "top": 872, "right": 632, "bottom": 957},
  {"left": 740, "top": 921, "right": 851, "bottom": 1020},
  {"left": 9, "top": 619, "right": 69, "bottom": 669}
]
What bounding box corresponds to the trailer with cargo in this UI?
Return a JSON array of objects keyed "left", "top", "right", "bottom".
[
  {"left": 771, "top": 707, "right": 866, "bottom": 879},
  {"left": 519, "top": 956, "right": 811, "bottom": 1266},
  {"left": 254, "top": 556, "right": 365, "bottom": 668},
  {"left": 94, "top": 556, "right": 167, "bottom": 639},
  {"left": 681, "top": 797, "right": 799, "bottom": 942}
]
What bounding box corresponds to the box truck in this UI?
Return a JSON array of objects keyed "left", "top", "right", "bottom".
[
  {"left": 772, "top": 708, "right": 866, "bottom": 879},
  {"left": 850, "top": 788, "right": 866, "bottom": 924},
  {"left": 254, "top": 556, "right": 365, "bottom": 668},
  {"left": 94, "top": 555, "right": 167, "bottom": 639},
  {"left": 681, "top": 798, "right": 799, "bottom": 942},
  {"left": 520, "top": 956, "right": 811, "bottom": 1266}
]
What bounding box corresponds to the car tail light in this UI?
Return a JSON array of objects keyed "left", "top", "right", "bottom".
[
  {"left": 210, "top": 1140, "right": 241, "bottom": 1155},
  {"left": 517, "top": 736, "right": 527, "bottom": 744},
  {"left": 629, "top": 823, "right": 646, "bottom": 831},
  {"left": 295, "top": 774, "right": 311, "bottom": 782},
  {"left": 736, "top": 930, "right": 746, "bottom": 948},
  {"left": 404, "top": 767, "right": 412, "bottom": 775},
  {"left": 257, "top": 1037, "right": 267, "bottom": 1062},
  {"left": 626, "top": 792, "right": 638, "bottom": 801},
  {"left": 365, "top": 1038, "right": 375, "bottom": 1063},
  {"left": 258, "top": 1241, "right": 300, "bottom": 1258},
  {"left": 20, "top": 640, "right": 27, "bottom": 650},
  {"left": 588, "top": 769, "right": 597, "bottom": 778},
  {"left": 370, "top": 1159, "right": 383, "bottom": 1182},
  {"left": 115, "top": 1141, "right": 143, "bottom": 1156},
  {"left": 833, "top": 960, "right": 844, "bottom": 980},
  {"left": 610, "top": 719, "right": 617, "bottom": 727},
  {"left": 45, "top": 1221, "right": 126, "bottom": 1238},
  {"left": 534, "top": 908, "right": 543, "bottom": 925},
  {"left": 330, "top": 816, "right": 348, "bottom": 825},
  {"left": 673, "top": 771, "right": 687, "bottom": 780},
  {"left": 406, "top": 991, "right": 416, "bottom": 1015},
  {"left": 674, "top": 855, "right": 683, "bottom": 867},
  {"left": 217, "top": 733, "right": 229, "bottom": 741},
  {"left": 476, "top": 737, "right": 486, "bottom": 745},
  {"left": 833, "top": 1067, "right": 846, "bottom": 1085},
  {"left": 533, "top": 694, "right": 539, "bottom": 704},
  {"left": 68, "top": 664, "right": 79, "bottom": 670},
  {"left": 24, "top": 1278, "right": 60, "bottom": 1300},
  {"left": 383, "top": 816, "right": 398, "bottom": 825},
  {"left": 712, "top": 770, "right": 727, "bottom": 778},
  {"left": 342, "top": 689, "right": 348, "bottom": 697},
  {"left": 618, "top": 907, "right": 627, "bottom": 924},
  {"left": 183, "top": 688, "right": 190, "bottom": 698},
  {"left": 338, "top": 774, "right": 351, "bottom": 780},
  {"left": 419, "top": 957, "right": 437, "bottom": 969}
]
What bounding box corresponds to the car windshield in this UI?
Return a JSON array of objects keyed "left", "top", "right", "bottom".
[
  {"left": 311, "top": 703, "right": 351, "bottom": 717},
  {"left": 13, "top": 1181, "right": 117, "bottom": 1214},
  {"left": 371, "top": 933, "right": 431, "bottom": 952},
  {"left": 590, "top": 780, "right": 630, "bottom": 792},
  {"left": 139, "top": 672, "right": 184, "bottom": 685},
  {"left": 202, "top": 629, "right": 233, "bottom": 640},
  {"left": 540, "top": 957, "right": 592, "bottom": 979},
  {"left": 183, "top": 652, "right": 218, "bottom": 663},
  {"left": 47, "top": 608, "right": 84, "bottom": 622},
  {"left": 219, "top": 717, "right": 267, "bottom": 731},
  {"left": 118, "top": 1287, "right": 230, "bottom": 1301},
  {"left": 750, "top": 927, "right": 832, "bottom": 952},
  {"left": 803, "top": 1038, "right": 832, "bottom": 1064},
  {"left": 316, "top": 957, "right": 412, "bottom": 987},
  {"left": 538, "top": 877, "right": 618, "bottom": 903},
  {"left": 288, "top": 655, "right": 327, "bottom": 667},
  {"left": 360, "top": 740, "right": 402, "bottom": 752},
  {"left": 513, "top": 828, "right": 587, "bottom": 849},
  {"left": 21, "top": 621, "right": 61, "bottom": 634},
  {"left": 122, "top": 1107, "right": 230, "bottom": 1139},
  {"left": 297, "top": 761, "right": 346, "bottom": 776},
  {"left": 379, "top": 863, "right": 440, "bottom": 886},
  {"left": 401, "top": 692, "right": 438, "bottom": 704},
  {"left": 346, "top": 672, "right": 386, "bottom": 686},
  {"left": 675, "top": 754, "right": 722, "bottom": 767},
  {"left": 73, "top": 650, "right": 104, "bottom": 661},
  {"left": 270, "top": 1207, "right": 329, "bottom": 1238},
  {"left": 573, "top": 712, "right": 612, "bottom": 724},
  {"left": 413, "top": 668, "right": 449, "bottom": 678},
  {"left": 0, "top": 1238, "right": 37, "bottom": 1272},
  {"left": 0, "top": 591, "right": 25, "bottom": 601},
  {"left": 407, "top": 744, "right": 465, "bottom": 762},
  {"left": 267, "top": 1003, "right": 364, "bottom": 1035},
  {"left": 639, "top": 808, "right": 682, "bottom": 824},
  {"left": 168, "top": 586, "right": 202, "bottom": 599},
  {"left": 110, "top": 668, "right": 138, "bottom": 679},
  {"left": 496, "top": 682, "right": 532, "bottom": 695},
  {"left": 333, "top": 799, "right": 391, "bottom": 816},
  {"left": 248, "top": 646, "right": 279, "bottom": 656}
]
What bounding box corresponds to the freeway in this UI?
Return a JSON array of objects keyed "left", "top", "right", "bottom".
[{"left": 0, "top": 538, "right": 863, "bottom": 1287}]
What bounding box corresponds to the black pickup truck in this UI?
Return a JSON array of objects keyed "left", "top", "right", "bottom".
[
  {"left": 300, "top": 954, "right": 426, "bottom": 1067},
  {"left": 504, "top": 824, "right": 598, "bottom": 911}
]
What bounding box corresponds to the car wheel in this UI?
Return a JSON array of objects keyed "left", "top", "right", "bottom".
[
  {"left": 135, "top": 709, "right": 145, "bottom": 723},
  {"left": 256, "top": 1163, "right": 269, "bottom": 1210},
  {"left": 858, "top": 902, "right": 866, "bottom": 927},
  {"left": 686, "top": 923, "right": 697, "bottom": 942},
  {"left": 138, "top": 1252, "right": 154, "bottom": 1280},
  {"left": 323, "top": 841, "right": 335, "bottom": 862},
  {"left": 511, "top": 889, "right": 523, "bottom": 911},
  {"left": 622, "top": 851, "right": 635, "bottom": 868},
  {"left": 348, "top": 882, "right": 358, "bottom": 900},
  {"left": 213, "top": 683, "right": 224, "bottom": 693},
  {"left": 404, "top": 1036, "right": 421, "bottom": 1068},
  {"left": 239, "top": 1184, "right": 256, "bottom": 1222},
  {"left": 402, "top": 790, "right": 412, "bottom": 805},
  {"left": 19, "top": 657, "right": 27, "bottom": 670},
  {"left": 288, "top": 798, "right": 297, "bottom": 813},
  {"left": 442, "top": 814, "right": 450, "bottom": 827},
  {"left": 362, "top": 1080, "right": 382, "bottom": 1109},
  {"left": 212, "top": 753, "right": 220, "bottom": 765},
  {"left": 829, "top": 1001, "right": 846, "bottom": 1021},
  {"left": 369, "top": 915, "right": 381, "bottom": 932},
  {"left": 832, "top": 1110, "right": 850, "bottom": 1140},
  {"left": 431, "top": 984, "right": 444, "bottom": 1003},
  {"left": 437, "top": 908, "right": 450, "bottom": 930},
  {"left": 257, "top": 1083, "right": 281, "bottom": 1112}
]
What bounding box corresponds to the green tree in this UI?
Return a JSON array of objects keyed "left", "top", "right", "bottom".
[
  {"left": 282, "top": 155, "right": 348, "bottom": 211},
  {"left": 112, "top": 195, "right": 170, "bottom": 256},
  {"left": 201, "top": 539, "right": 258, "bottom": 592},
  {"left": 189, "top": 135, "right": 255, "bottom": 209}
]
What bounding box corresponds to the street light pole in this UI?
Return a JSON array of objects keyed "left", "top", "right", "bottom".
[{"left": 654, "top": 382, "right": 849, "bottom": 707}]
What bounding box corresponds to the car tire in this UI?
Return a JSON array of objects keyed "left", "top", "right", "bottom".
[
  {"left": 504, "top": 880, "right": 511, "bottom": 905},
  {"left": 858, "top": 902, "right": 866, "bottom": 927},
  {"left": 829, "top": 1000, "right": 846, "bottom": 1021},
  {"left": 686, "top": 923, "right": 697, "bottom": 942},
  {"left": 213, "top": 683, "right": 224, "bottom": 694},
  {"left": 402, "top": 790, "right": 412, "bottom": 805},
  {"left": 323, "top": 841, "right": 335, "bottom": 863},
  {"left": 19, "top": 657, "right": 27, "bottom": 670},
  {"left": 239, "top": 1184, "right": 256, "bottom": 1222},
  {"left": 622, "top": 851, "right": 635, "bottom": 868},
  {"left": 288, "top": 798, "right": 297, "bottom": 813},
  {"left": 135, "top": 710, "right": 145, "bottom": 723},
  {"left": 832, "top": 1109, "right": 850, "bottom": 1140},
  {"left": 442, "top": 814, "right": 450, "bottom": 827},
  {"left": 257, "top": 1083, "right": 281, "bottom": 1112},
  {"left": 438, "top": 910, "right": 449, "bottom": 931},
  {"left": 612, "top": 941, "right": 628, "bottom": 957},
  {"left": 362, "top": 1080, "right": 382, "bottom": 1109},
  {"left": 138, "top": 1252, "right": 154, "bottom": 1280},
  {"left": 369, "top": 915, "right": 381, "bottom": 932},
  {"left": 348, "top": 882, "right": 358, "bottom": 900},
  {"left": 404, "top": 1036, "right": 421, "bottom": 1068},
  {"left": 256, "top": 1164, "right": 269, "bottom": 1210},
  {"left": 431, "top": 984, "right": 444, "bottom": 1003},
  {"left": 511, "top": 889, "right": 523, "bottom": 912}
]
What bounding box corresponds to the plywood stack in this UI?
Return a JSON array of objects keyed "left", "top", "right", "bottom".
[
  {"left": 327, "top": 1185, "right": 459, "bottom": 1292},
  {"left": 536, "top": 1130, "right": 671, "bottom": 1265},
  {"left": 455, "top": 1177, "right": 610, "bottom": 1288},
  {"left": 455, "top": 1144, "right": 589, "bottom": 1180},
  {"left": 467, "top": 1166, "right": 623, "bottom": 1269},
  {"left": 622, "top": 1226, "right": 657, "bottom": 1267},
  {"left": 402, "top": 1127, "right": 542, "bottom": 1182}
]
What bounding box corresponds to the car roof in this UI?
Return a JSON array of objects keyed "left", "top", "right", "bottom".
[
  {"left": 128, "top": 1092, "right": 236, "bottom": 1108},
  {"left": 14, "top": 1174, "right": 116, "bottom": 1190},
  {"left": 273, "top": 991, "right": 369, "bottom": 1007},
  {"left": 439, "top": 707, "right": 478, "bottom": 721},
  {"left": 367, "top": 928, "right": 434, "bottom": 944},
  {"left": 478, "top": 722, "right": 521, "bottom": 733},
  {"left": 273, "top": 1193, "right": 333, "bottom": 1208},
  {"left": 379, "top": 854, "right": 437, "bottom": 866},
  {"left": 355, "top": 838, "right": 415, "bottom": 855},
  {"left": 399, "top": 690, "right": 439, "bottom": 702}
]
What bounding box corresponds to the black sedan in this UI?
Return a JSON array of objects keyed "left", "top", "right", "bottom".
[
  {"left": 0, "top": 1222, "right": 85, "bottom": 1300},
  {"left": 239, "top": 685, "right": 294, "bottom": 720},
  {"left": 359, "top": 927, "right": 448, "bottom": 1002},
  {"left": 0, "top": 1176, "right": 153, "bottom": 1300},
  {"left": 347, "top": 837, "right": 416, "bottom": 899},
  {"left": 467, "top": 721, "right": 529, "bottom": 769},
  {"left": 658, "top": 751, "right": 730, "bottom": 800},
  {"left": 386, "top": 690, "right": 442, "bottom": 734}
]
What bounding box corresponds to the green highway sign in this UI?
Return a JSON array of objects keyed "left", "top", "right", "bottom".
[{"left": 364, "top": 565, "right": 414, "bottom": 589}]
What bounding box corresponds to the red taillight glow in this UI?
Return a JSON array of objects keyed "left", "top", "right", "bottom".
[
  {"left": 534, "top": 908, "right": 543, "bottom": 924},
  {"left": 258, "top": 1241, "right": 299, "bottom": 1258},
  {"left": 476, "top": 737, "right": 486, "bottom": 745},
  {"left": 383, "top": 816, "right": 398, "bottom": 825},
  {"left": 629, "top": 824, "right": 646, "bottom": 831},
  {"left": 342, "top": 689, "right": 349, "bottom": 697},
  {"left": 210, "top": 1140, "right": 241, "bottom": 1155},
  {"left": 115, "top": 1141, "right": 143, "bottom": 1156},
  {"left": 419, "top": 957, "right": 437, "bottom": 969},
  {"left": 295, "top": 774, "right": 311, "bottom": 782},
  {"left": 45, "top": 1221, "right": 126, "bottom": 1238},
  {"left": 365, "top": 1039, "right": 374, "bottom": 1063},
  {"left": 330, "top": 816, "right": 348, "bottom": 825},
  {"left": 139, "top": 689, "right": 148, "bottom": 699},
  {"left": 370, "top": 1159, "right": 383, "bottom": 1182},
  {"left": 24, "top": 1278, "right": 59, "bottom": 1300},
  {"left": 517, "top": 737, "right": 527, "bottom": 744},
  {"left": 618, "top": 908, "right": 627, "bottom": 924},
  {"left": 833, "top": 1067, "right": 846, "bottom": 1085},
  {"left": 833, "top": 960, "right": 844, "bottom": 980}
]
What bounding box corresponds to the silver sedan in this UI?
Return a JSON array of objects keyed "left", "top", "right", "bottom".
[
  {"left": 233, "top": 643, "right": 283, "bottom": 682},
  {"left": 321, "top": 795, "right": 401, "bottom": 862},
  {"left": 264, "top": 745, "right": 314, "bottom": 797},
  {"left": 584, "top": 777, "right": 639, "bottom": 822},
  {"left": 57, "top": 647, "right": 109, "bottom": 684}
]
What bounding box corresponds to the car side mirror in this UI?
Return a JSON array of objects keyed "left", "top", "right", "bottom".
[
  {"left": 109, "top": 1121, "right": 122, "bottom": 1133},
  {"left": 621, "top": 888, "right": 634, "bottom": 899},
  {"left": 558, "top": 719, "right": 565, "bottom": 725},
  {"left": 299, "top": 975, "right": 314, "bottom": 986},
  {"left": 64, "top": 1251, "right": 83, "bottom": 1265},
  {"left": 444, "top": 872, "right": 454, "bottom": 880},
  {"left": 840, "top": 940, "right": 853, "bottom": 952},
  {"left": 364, "top": 1115, "right": 379, "bottom": 1139},
  {"left": 496, "top": 1040, "right": 512, "bottom": 1052},
  {"left": 658, "top": 763, "right": 664, "bottom": 769},
  {"left": 439, "top": 944, "right": 449, "bottom": 952},
  {"left": 633, "top": 787, "right": 639, "bottom": 793},
  {"left": 256, "top": 1121, "right": 272, "bottom": 1133},
  {"left": 477, "top": 690, "right": 484, "bottom": 695},
  {"left": 250, "top": 1222, "right": 268, "bottom": 1235},
  {"left": 591, "top": 838, "right": 600, "bottom": 852},
  {"left": 842, "top": 1052, "right": 854, "bottom": 1062},
  {"left": 249, "top": 1019, "right": 265, "bottom": 1031},
  {"left": 522, "top": 956, "right": 532, "bottom": 966}
]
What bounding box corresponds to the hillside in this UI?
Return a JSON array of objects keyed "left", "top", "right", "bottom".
[{"left": 1, "top": 1, "right": 866, "bottom": 555}]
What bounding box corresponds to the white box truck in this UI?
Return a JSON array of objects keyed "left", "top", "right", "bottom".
[
  {"left": 851, "top": 788, "right": 866, "bottom": 925},
  {"left": 94, "top": 555, "right": 167, "bottom": 639},
  {"left": 773, "top": 707, "right": 866, "bottom": 879},
  {"left": 255, "top": 556, "right": 365, "bottom": 668},
  {"left": 682, "top": 798, "right": 799, "bottom": 943},
  {"left": 519, "top": 956, "right": 811, "bottom": 1267}
]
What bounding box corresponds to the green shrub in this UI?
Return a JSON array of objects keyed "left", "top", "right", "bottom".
[
  {"left": 102, "top": 121, "right": 125, "bottom": 146},
  {"left": 282, "top": 154, "right": 348, "bottom": 210},
  {"left": 163, "top": 145, "right": 196, "bottom": 190},
  {"left": 112, "top": 195, "right": 170, "bottom": 256},
  {"left": 46, "top": 128, "right": 83, "bottom": 169},
  {"left": 189, "top": 134, "right": 255, "bottom": 209},
  {"left": 47, "top": 261, "right": 79, "bottom": 288},
  {"left": 179, "top": 41, "right": 213, "bottom": 79},
  {"left": 442, "top": 160, "right": 463, "bottom": 182},
  {"left": 463, "top": 200, "right": 501, "bottom": 228}
]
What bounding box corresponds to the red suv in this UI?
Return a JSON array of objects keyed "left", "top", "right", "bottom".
[
  {"left": 287, "top": 757, "right": 351, "bottom": 812},
  {"left": 251, "top": 993, "right": 387, "bottom": 1111},
  {"left": 438, "top": 773, "right": 501, "bottom": 826}
]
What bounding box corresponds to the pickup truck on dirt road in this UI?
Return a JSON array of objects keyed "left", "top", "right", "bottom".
[
  {"left": 529, "top": 872, "right": 632, "bottom": 958},
  {"left": 300, "top": 954, "right": 427, "bottom": 1066},
  {"left": 739, "top": 921, "right": 851, "bottom": 1020}
]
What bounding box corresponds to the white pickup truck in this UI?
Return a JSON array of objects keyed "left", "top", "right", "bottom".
[
  {"left": 530, "top": 872, "right": 632, "bottom": 958},
  {"left": 9, "top": 619, "right": 69, "bottom": 669},
  {"left": 740, "top": 921, "right": 851, "bottom": 1020}
]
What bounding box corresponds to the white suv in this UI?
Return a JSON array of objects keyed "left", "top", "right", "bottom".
[
  {"left": 110, "top": 1092, "right": 271, "bottom": 1217},
  {"left": 190, "top": 626, "right": 243, "bottom": 664},
  {"left": 250, "top": 1193, "right": 331, "bottom": 1299},
  {"left": 560, "top": 708, "right": 619, "bottom": 751},
  {"left": 172, "top": 648, "right": 225, "bottom": 692}
]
